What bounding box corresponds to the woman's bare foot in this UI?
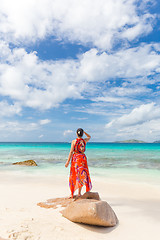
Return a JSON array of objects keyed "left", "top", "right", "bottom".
[
  {"left": 74, "top": 193, "right": 82, "bottom": 200},
  {"left": 68, "top": 194, "right": 74, "bottom": 199}
]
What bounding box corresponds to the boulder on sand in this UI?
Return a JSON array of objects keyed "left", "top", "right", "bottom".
[
  {"left": 38, "top": 192, "right": 118, "bottom": 227},
  {"left": 62, "top": 199, "right": 118, "bottom": 227},
  {"left": 12, "top": 160, "right": 37, "bottom": 166}
]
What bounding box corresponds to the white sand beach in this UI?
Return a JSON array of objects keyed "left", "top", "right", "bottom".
[{"left": 0, "top": 172, "right": 160, "bottom": 240}]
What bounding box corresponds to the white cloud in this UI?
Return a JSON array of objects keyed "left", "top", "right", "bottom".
[
  {"left": 121, "top": 13, "right": 154, "bottom": 41},
  {"left": 0, "top": 101, "right": 21, "bottom": 117},
  {"left": 39, "top": 134, "right": 44, "bottom": 138},
  {"left": 103, "top": 102, "right": 160, "bottom": 142},
  {"left": 39, "top": 119, "right": 51, "bottom": 125},
  {"left": 93, "top": 86, "right": 151, "bottom": 103},
  {"left": 0, "top": 121, "right": 39, "bottom": 132},
  {"left": 0, "top": 118, "right": 51, "bottom": 136},
  {"left": 106, "top": 103, "right": 160, "bottom": 128},
  {"left": 112, "top": 119, "right": 160, "bottom": 142},
  {"left": 109, "top": 86, "right": 151, "bottom": 97},
  {"left": 63, "top": 129, "right": 73, "bottom": 136},
  {"left": 0, "top": 0, "right": 156, "bottom": 50},
  {"left": 0, "top": 43, "right": 82, "bottom": 110},
  {"left": 79, "top": 44, "right": 160, "bottom": 83},
  {"left": 92, "top": 85, "right": 152, "bottom": 110},
  {"left": 0, "top": 42, "right": 160, "bottom": 112},
  {"left": 71, "top": 117, "right": 88, "bottom": 120}
]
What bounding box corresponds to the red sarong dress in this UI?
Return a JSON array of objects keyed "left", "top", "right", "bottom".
[{"left": 69, "top": 138, "right": 92, "bottom": 196}]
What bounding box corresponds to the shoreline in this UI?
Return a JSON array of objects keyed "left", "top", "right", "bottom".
[
  {"left": 1, "top": 164, "right": 160, "bottom": 186},
  {"left": 0, "top": 172, "right": 160, "bottom": 240}
]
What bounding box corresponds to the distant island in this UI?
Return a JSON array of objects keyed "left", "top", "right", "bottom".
[
  {"left": 153, "top": 140, "right": 160, "bottom": 143},
  {"left": 114, "top": 139, "right": 146, "bottom": 143}
]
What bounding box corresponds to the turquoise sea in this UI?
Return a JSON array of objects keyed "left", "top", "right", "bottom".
[{"left": 0, "top": 142, "right": 160, "bottom": 184}]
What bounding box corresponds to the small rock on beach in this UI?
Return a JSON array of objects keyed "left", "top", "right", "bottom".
[{"left": 12, "top": 160, "right": 38, "bottom": 166}]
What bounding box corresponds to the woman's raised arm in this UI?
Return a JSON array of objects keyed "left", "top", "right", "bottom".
[{"left": 84, "top": 131, "right": 91, "bottom": 143}]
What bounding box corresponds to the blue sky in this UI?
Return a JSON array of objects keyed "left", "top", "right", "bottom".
[{"left": 0, "top": 0, "right": 160, "bottom": 142}]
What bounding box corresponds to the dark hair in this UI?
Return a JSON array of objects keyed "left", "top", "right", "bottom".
[{"left": 77, "top": 128, "right": 84, "bottom": 137}]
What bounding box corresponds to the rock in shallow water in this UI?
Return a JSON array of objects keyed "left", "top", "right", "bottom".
[
  {"left": 62, "top": 199, "right": 118, "bottom": 227},
  {"left": 12, "top": 160, "right": 37, "bottom": 166}
]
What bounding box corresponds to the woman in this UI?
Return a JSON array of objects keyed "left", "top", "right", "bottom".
[{"left": 65, "top": 128, "right": 92, "bottom": 198}]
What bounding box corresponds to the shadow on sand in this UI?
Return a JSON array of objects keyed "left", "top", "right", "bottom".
[{"left": 74, "top": 221, "right": 119, "bottom": 234}]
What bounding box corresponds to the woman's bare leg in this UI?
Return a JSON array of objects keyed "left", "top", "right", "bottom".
[
  {"left": 68, "top": 194, "right": 74, "bottom": 199},
  {"left": 78, "top": 187, "right": 82, "bottom": 196}
]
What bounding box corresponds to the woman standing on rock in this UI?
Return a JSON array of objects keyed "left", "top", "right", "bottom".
[{"left": 65, "top": 128, "right": 92, "bottom": 198}]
